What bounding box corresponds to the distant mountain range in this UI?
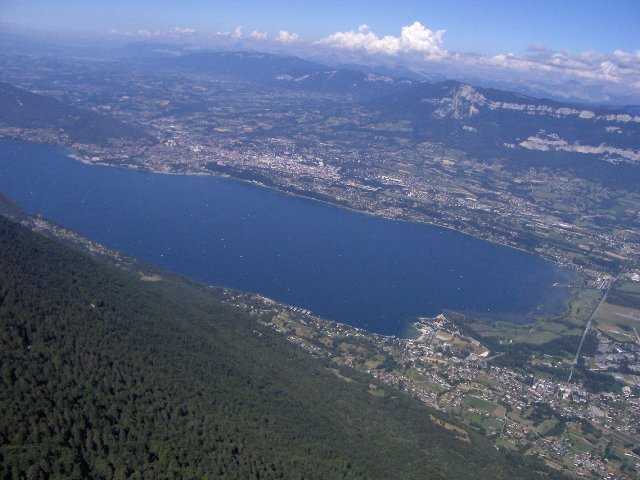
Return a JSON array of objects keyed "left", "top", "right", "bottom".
[
  {"left": 158, "top": 50, "right": 640, "bottom": 114},
  {"left": 162, "top": 51, "right": 640, "bottom": 170},
  {"left": 372, "top": 80, "right": 639, "bottom": 150},
  {"left": 2, "top": 48, "right": 638, "bottom": 149},
  {"left": 155, "top": 50, "right": 415, "bottom": 98}
]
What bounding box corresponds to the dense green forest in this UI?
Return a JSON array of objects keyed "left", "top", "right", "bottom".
[{"left": 0, "top": 216, "right": 563, "bottom": 479}]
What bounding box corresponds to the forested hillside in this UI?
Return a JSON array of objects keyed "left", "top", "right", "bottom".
[
  {"left": 0, "top": 216, "right": 562, "bottom": 479},
  {"left": 0, "top": 82, "right": 152, "bottom": 145}
]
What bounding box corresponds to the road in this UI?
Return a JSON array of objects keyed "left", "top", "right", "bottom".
[{"left": 567, "top": 279, "right": 615, "bottom": 383}]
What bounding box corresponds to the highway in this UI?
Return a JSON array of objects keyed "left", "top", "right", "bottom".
[{"left": 567, "top": 278, "right": 615, "bottom": 383}]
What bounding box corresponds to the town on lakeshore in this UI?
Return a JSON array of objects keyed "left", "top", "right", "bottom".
[
  {"left": 2, "top": 30, "right": 640, "bottom": 478},
  {"left": 1, "top": 51, "right": 639, "bottom": 285}
]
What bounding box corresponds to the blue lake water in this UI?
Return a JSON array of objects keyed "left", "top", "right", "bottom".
[{"left": 0, "top": 140, "right": 573, "bottom": 335}]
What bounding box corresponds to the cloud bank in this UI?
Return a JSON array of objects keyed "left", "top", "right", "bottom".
[
  {"left": 318, "top": 22, "right": 446, "bottom": 58},
  {"left": 250, "top": 30, "right": 268, "bottom": 40},
  {"left": 483, "top": 48, "right": 640, "bottom": 89},
  {"left": 108, "top": 21, "right": 640, "bottom": 103},
  {"left": 276, "top": 30, "right": 300, "bottom": 43},
  {"left": 210, "top": 26, "right": 299, "bottom": 44},
  {"left": 315, "top": 22, "right": 640, "bottom": 103}
]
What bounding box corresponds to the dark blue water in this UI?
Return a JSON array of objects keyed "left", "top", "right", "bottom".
[{"left": 0, "top": 140, "right": 572, "bottom": 335}]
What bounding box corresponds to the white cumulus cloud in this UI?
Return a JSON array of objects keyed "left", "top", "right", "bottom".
[
  {"left": 230, "top": 26, "right": 243, "bottom": 39},
  {"left": 318, "top": 22, "right": 446, "bottom": 58},
  {"left": 214, "top": 25, "right": 244, "bottom": 39},
  {"left": 276, "top": 30, "right": 300, "bottom": 43},
  {"left": 480, "top": 48, "right": 640, "bottom": 89},
  {"left": 171, "top": 26, "right": 196, "bottom": 35},
  {"left": 250, "top": 30, "right": 268, "bottom": 40},
  {"left": 315, "top": 21, "right": 640, "bottom": 102},
  {"left": 130, "top": 27, "right": 196, "bottom": 38}
]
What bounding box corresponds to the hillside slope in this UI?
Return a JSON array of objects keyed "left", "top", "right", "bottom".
[
  {"left": 0, "top": 82, "right": 152, "bottom": 145},
  {"left": 0, "top": 215, "right": 562, "bottom": 479}
]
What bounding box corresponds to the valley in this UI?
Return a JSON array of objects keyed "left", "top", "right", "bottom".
[
  {"left": 1, "top": 51, "right": 639, "bottom": 279},
  {"left": 2, "top": 42, "right": 640, "bottom": 480}
]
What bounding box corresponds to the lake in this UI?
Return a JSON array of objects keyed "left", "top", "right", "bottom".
[{"left": 0, "top": 140, "right": 573, "bottom": 335}]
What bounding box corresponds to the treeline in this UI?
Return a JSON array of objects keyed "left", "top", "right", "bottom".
[{"left": 0, "top": 216, "right": 564, "bottom": 479}]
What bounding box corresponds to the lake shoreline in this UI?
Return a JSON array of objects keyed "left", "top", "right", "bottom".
[
  {"left": 2, "top": 134, "right": 580, "bottom": 274},
  {"left": 65, "top": 149, "right": 577, "bottom": 275},
  {"left": 2, "top": 139, "right": 577, "bottom": 335}
]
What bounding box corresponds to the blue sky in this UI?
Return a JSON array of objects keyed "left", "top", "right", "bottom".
[{"left": 2, "top": 0, "right": 638, "bottom": 55}]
